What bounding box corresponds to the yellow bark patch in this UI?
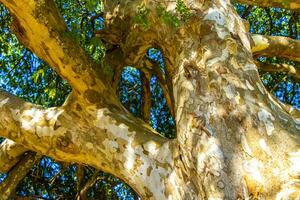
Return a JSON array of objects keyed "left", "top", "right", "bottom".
[
  {"left": 244, "top": 175, "right": 264, "bottom": 198},
  {"left": 251, "top": 35, "right": 269, "bottom": 52}
]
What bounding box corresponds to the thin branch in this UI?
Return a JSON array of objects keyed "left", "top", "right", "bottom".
[
  {"left": 241, "top": 5, "right": 253, "bottom": 19},
  {"left": 141, "top": 70, "right": 151, "bottom": 122},
  {"left": 265, "top": 8, "right": 273, "bottom": 34},
  {"left": 143, "top": 59, "right": 175, "bottom": 118},
  {"left": 0, "top": 139, "right": 28, "bottom": 173},
  {"left": 76, "top": 164, "right": 84, "bottom": 196},
  {"left": 105, "top": 47, "right": 125, "bottom": 93},
  {"left": 255, "top": 61, "right": 300, "bottom": 82},
  {"left": 49, "top": 162, "right": 70, "bottom": 185},
  {"left": 288, "top": 12, "right": 298, "bottom": 39},
  {"left": 77, "top": 170, "right": 101, "bottom": 200},
  {"left": 0, "top": 152, "right": 42, "bottom": 199},
  {"left": 251, "top": 34, "right": 300, "bottom": 62},
  {"left": 233, "top": 0, "right": 300, "bottom": 12}
]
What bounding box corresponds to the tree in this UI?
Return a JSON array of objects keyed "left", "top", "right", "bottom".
[{"left": 0, "top": 0, "right": 299, "bottom": 199}]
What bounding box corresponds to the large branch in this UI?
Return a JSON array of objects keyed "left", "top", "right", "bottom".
[
  {"left": 256, "top": 61, "right": 300, "bottom": 82},
  {"left": 0, "top": 0, "right": 108, "bottom": 95},
  {"left": 233, "top": 0, "right": 300, "bottom": 11},
  {"left": 0, "top": 89, "right": 173, "bottom": 199},
  {"left": 0, "top": 1, "right": 174, "bottom": 197},
  {"left": 251, "top": 34, "right": 300, "bottom": 62},
  {"left": 0, "top": 139, "right": 27, "bottom": 173}
]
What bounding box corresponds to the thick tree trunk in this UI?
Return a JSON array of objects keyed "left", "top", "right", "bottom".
[
  {"left": 170, "top": 11, "right": 300, "bottom": 199},
  {"left": 0, "top": 0, "right": 299, "bottom": 199}
]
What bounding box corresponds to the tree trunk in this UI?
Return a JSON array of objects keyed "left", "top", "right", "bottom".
[{"left": 0, "top": 0, "right": 299, "bottom": 199}]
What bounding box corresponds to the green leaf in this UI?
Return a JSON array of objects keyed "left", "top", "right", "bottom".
[
  {"left": 86, "top": 0, "right": 97, "bottom": 12},
  {"left": 134, "top": 4, "right": 151, "bottom": 30},
  {"left": 48, "top": 88, "right": 57, "bottom": 99},
  {"left": 156, "top": 5, "right": 180, "bottom": 28},
  {"left": 31, "top": 69, "right": 45, "bottom": 83}
]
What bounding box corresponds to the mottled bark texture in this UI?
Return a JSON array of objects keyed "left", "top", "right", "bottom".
[
  {"left": 0, "top": 0, "right": 300, "bottom": 199},
  {"left": 251, "top": 34, "right": 300, "bottom": 62},
  {"left": 0, "top": 140, "right": 27, "bottom": 173},
  {"left": 256, "top": 61, "right": 300, "bottom": 82}
]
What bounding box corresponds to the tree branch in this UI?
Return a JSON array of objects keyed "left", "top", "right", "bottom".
[
  {"left": 241, "top": 5, "right": 253, "bottom": 19},
  {"left": 0, "top": 0, "right": 108, "bottom": 95},
  {"left": 105, "top": 48, "right": 125, "bottom": 93},
  {"left": 0, "top": 88, "right": 68, "bottom": 151},
  {"left": 0, "top": 139, "right": 27, "bottom": 173},
  {"left": 251, "top": 34, "right": 300, "bottom": 62},
  {"left": 143, "top": 60, "right": 175, "bottom": 118},
  {"left": 256, "top": 61, "right": 300, "bottom": 82},
  {"left": 0, "top": 88, "right": 174, "bottom": 199},
  {"left": 233, "top": 0, "right": 300, "bottom": 11},
  {"left": 0, "top": 152, "right": 42, "bottom": 199},
  {"left": 76, "top": 165, "right": 84, "bottom": 198},
  {"left": 0, "top": 1, "right": 175, "bottom": 194},
  {"left": 141, "top": 70, "right": 152, "bottom": 122},
  {"left": 77, "top": 169, "right": 101, "bottom": 200}
]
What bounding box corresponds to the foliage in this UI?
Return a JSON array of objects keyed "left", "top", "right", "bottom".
[
  {"left": 134, "top": 4, "right": 151, "bottom": 30},
  {"left": 175, "top": 0, "right": 193, "bottom": 20},
  {"left": 156, "top": 4, "right": 181, "bottom": 28},
  {"left": 156, "top": 0, "right": 193, "bottom": 28}
]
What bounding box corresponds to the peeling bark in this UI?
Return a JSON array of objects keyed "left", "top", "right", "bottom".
[
  {"left": 0, "top": 0, "right": 300, "bottom": 199},
  {"left": 0, "top": 88, "right": 172, "bottom": 199},
  {"left": 251, "top": 34, "right": 300, "bottom": 62},
  {"left": 0, "top": 139, "right": 27, "bottom": 173}
]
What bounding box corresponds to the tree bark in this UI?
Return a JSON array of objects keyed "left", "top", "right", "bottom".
[
  {"left": 0, "top": 140, "right": 27, "bottom": 173},
  {"left": 256, "top": 61, "right": 300, "bottom": 82},
  {"left": 251, "top": 34, "right": 300, "bottom": 62},
  {"left": 0, "top": 0, "right": 300, "bottom": 199},
  {"left": 234, "top": 0, "right": 300, "bottom": 11},
  {"left": 141, "top": 70, "right": 152, "bottom": 122},
  {"left": 0, "top": 152, "right": 41, "bottom": 200},
  {"left": 77, "top": 170, "right": 100, "bottom": 200}
]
